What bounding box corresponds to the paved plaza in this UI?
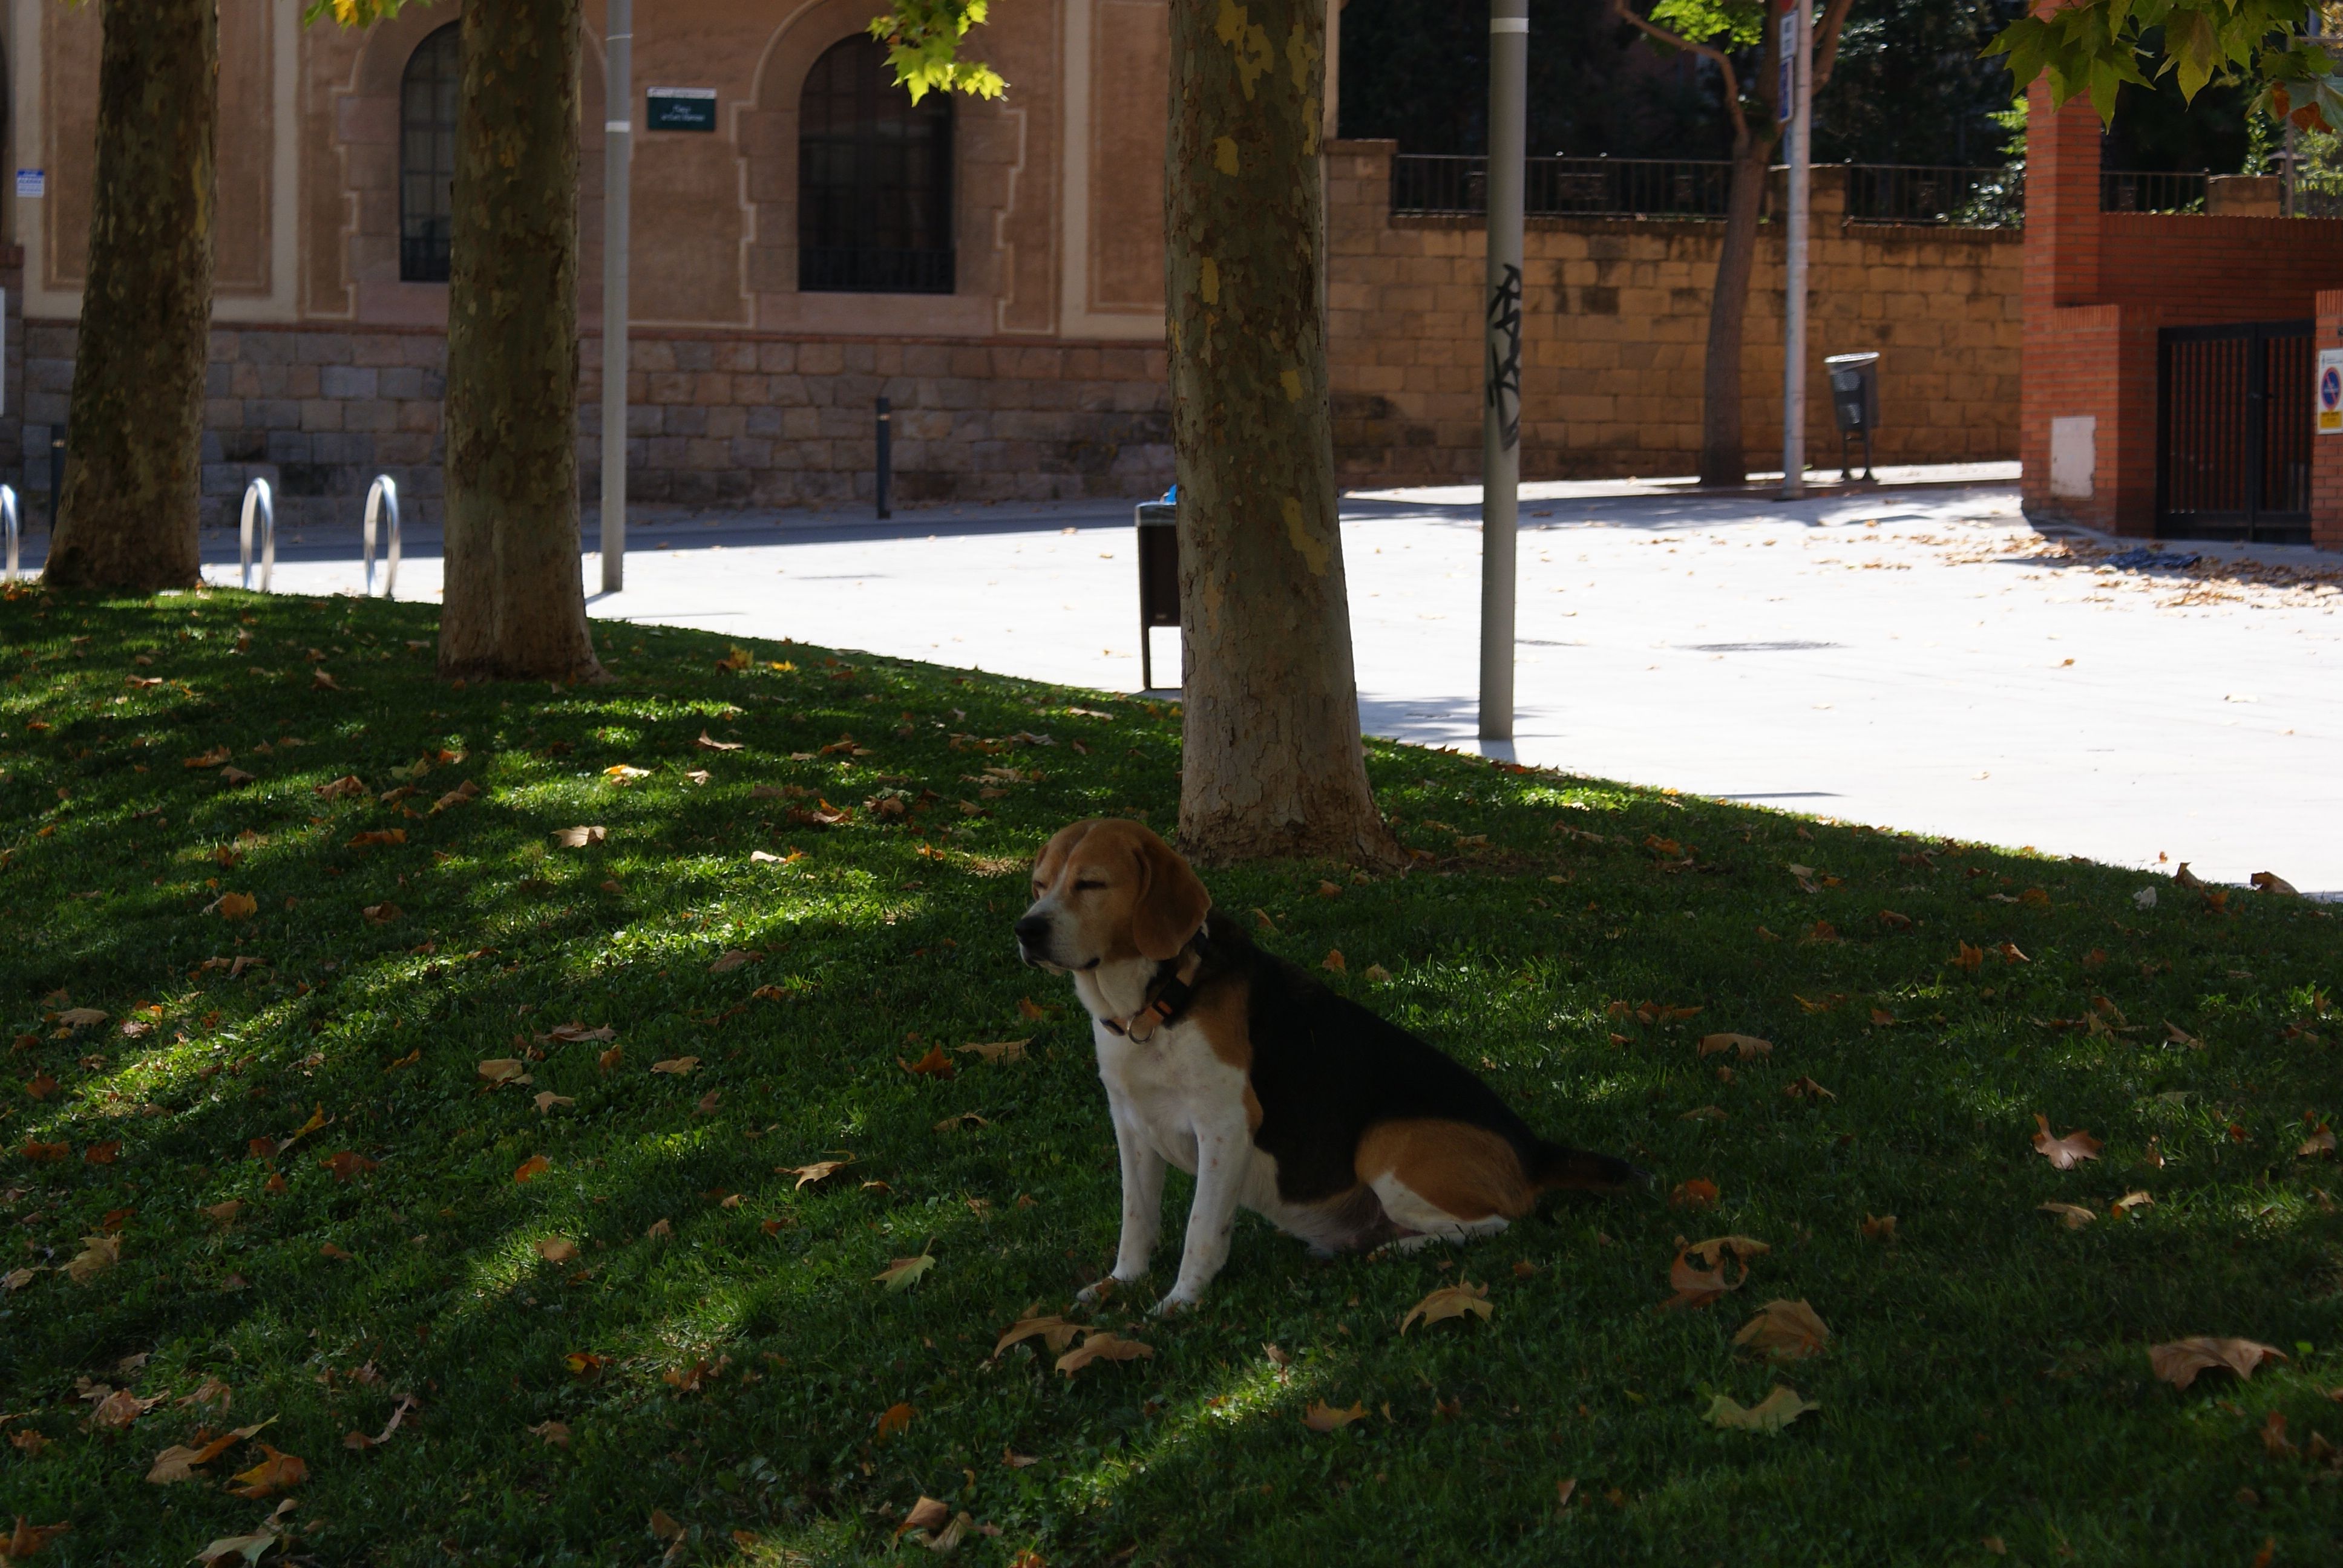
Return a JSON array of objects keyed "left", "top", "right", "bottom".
[{"left": 115, "top": 463, "right": 2343, "bottom": 895}]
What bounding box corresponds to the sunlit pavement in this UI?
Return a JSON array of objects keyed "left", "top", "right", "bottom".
[{"left": 116, "top": 461, "right": 2343, "bottom": 893}]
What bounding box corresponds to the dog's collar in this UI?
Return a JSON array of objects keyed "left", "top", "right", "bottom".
[{"left": 1100, "top": 931, "right": 1208, "bottom": 1043}]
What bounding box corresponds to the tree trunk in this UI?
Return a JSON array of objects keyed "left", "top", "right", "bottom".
[
  {"left": 437, "top": 0, "right": 604, "bottom": 684},
  {"left": 41, "top": 0, "right": 215, "bottom": 592},
  {"left": 1167, "top": 0, "right": 1397, "bottom": 867},
  {"left": 1697, "top": 130, "right": 1774, "bottom": 487}
]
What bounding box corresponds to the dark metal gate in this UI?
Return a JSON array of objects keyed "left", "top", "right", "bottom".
[{"left": 2157, "top": 319, "right": 2313, "bottom": 544}]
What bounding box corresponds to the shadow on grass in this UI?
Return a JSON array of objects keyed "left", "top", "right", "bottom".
[{"left": 0, "top": 588, "right": 2336, "bottom": 1566}]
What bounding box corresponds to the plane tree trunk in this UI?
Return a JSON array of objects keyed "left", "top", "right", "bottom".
[
  {"left": 436, "top": 0, "right": 605, "bottom": 684},
  {"left": 41, "top": 0, "right": 215, "bottom": 592},
  {"left": 1167, "top": 0, "right": 1397, "bottom": 866},
  {"left": 1699, "top": 122, "right": 1777, "bottom": 486}
]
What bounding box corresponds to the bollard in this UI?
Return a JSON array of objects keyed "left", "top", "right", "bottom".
[
  {"left": 875, "top": 396, "right": 892, "bottom": 520},
  {"left": 239, "top": 478, "right": 275, "bottom": 592},
  {"left": 0, "top": 485, "right": 17, "bottom": 583},
  {"left": 362, "top": 474, "right": 401, "bottom": 597}
]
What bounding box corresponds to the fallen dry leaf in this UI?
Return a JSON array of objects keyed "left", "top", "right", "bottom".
[
  {"left": 2149, "top": 1337, "right": 2287, "bottom": 1390},
  {"left": 477, "top": 1058, "right": 531, "bottom": 1086},
  {"left": 65, "top": 1233, "right": 121, "bottom": 1285},
  {"left": 1321, "top": 948, "right": 1346, "bottom": 972},
  {"left": 1662, "top": 1235, "right": 1768, "bottom": 1310},
  {"left": 2039, "top": 1201, "right": 2097, "bottom": 1229},
  {"left": 650, "top": 1057, "right": 699, "bottom": 1076},
  {"left": 1055, "top": 1331, "right": 1154, "bottom": 1376},
  {"left": 513, "top": 1154, "right": 551, "bottom": 1183},
  {"left": 2250, "top": 871, "right": 2299, "bottom": 897},
  {"left": 1680, "top": 1105, "right": 1729, "bottom": 1123},
  {"left": 1697, "top": 1033, "right": 1771, "bottom": 1061},
  {"left": 318, "top": 1242, "right": 353, "bottom": 1262},
  {"left": 1706, "top": 1385, "right": 1820, "bottom": 1433},
  {"left": 2032, "top": 1115, "right": 2103, "bottom": 1170},
  {"left": 901, "top": 1045, "right": 955, "bottom": 1080},
  {"left": 874, "top": 1251, "right": 935, "bottom": 1292},
  {"left": 708, "top": 950, "right": 753, "bottom": 974},
  {"left": 1783, "top": 1077, "right": 1837, "bottom": 1102},
  {"left": 534, "top": 1092, "right": 575, "bottom": 1114},
  {"left": 1002, "top": 1448, "right": 1040, "bottom": 1469},
  {"left": 648, "top": 1508, "right": 685, "bottom": 1543},
  {"left": 1860, "top": 1214, "right": 1898, "bottom": 1241},
  {"left": 995, "top": 1315, "right": 1083, "bottom": 1357},
  {"left": 955, "top": 1039, "right": 1029, "bottom": 1065},
  {"left": 226, "top": 1443, "right": 307, "bottom": 1498},
  {"left": 57, "top": 1006, "right": 108, "bottom": 1029},
  {"left": 2, "top": 1520, "right": 71, "bottom": 1558},
  {"left": 2298, "top": 1125, "right": 2337, "bottom": 1158},
  {"left": 213, "top": 892, "right": 258, "bottom": 921},
  {"left": 320, "top": 1151, "right": 378, "bottom": 1183},
  {"left": 145, "top": 1417, "right": 277, "bottom": 1484},
  {"left": 785, "top": 1158, "right": 851, "bottom": 1187},
  {"left": 876, "top": 1403, "right": 916, "bottom": 1442},
  {"left": 2111, "top": 1189, "right": 2155, "bottom": 1217},
  {"left": 1302, "top": 1400, "right": 1368, "bottom": 1432},
  {"left": 528, "top": 1419, "right": 571, "bottom": 1447},
  {"left": 1733, "top": 1299, "right": 1830, "bottom": 1361},
  {"left": 543, "top": 1022, "right": 617, "bottom": 1044},
  {"left": 1670, "top": 1178, "right": 1720, "bottom": 1210},
  {"left": 536, "top": 1236, "right": 578, "bottom": 1264},
  {"left": 551, "top": 825, "right": 606, "bottom": 848},
  {"left": 895, "top": 1494, "right": 947, "bottom": 1538},
  {"left": 1400, "top": 1280, "right": 1493, "bottom": 1333}
]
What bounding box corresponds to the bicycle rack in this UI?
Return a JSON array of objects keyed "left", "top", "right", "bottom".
[
  {"left": 1, "top": 485, "right": 18, "bottom": 583},
  {"left": 362, "top": 474, "right": 401, "bottom": 597},
  {"left": 239, "top": 478, "right": 275, "bottom": 592}
]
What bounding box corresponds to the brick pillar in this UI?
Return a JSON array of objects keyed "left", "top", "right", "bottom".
[
  {"left": 2313, "top": 290, "right": 2343, "bottom": 551},
  {"left": 2022, "top": 78, "right": 2102, "bottom": 310}
]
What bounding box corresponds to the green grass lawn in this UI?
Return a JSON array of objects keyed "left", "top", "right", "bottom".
[{"left": 1, "top": 587, "right": 2339, "bottom": 1567}]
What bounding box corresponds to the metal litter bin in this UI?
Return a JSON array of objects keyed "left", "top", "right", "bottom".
[
  {"left": 1135, "top": 494, "right": 1178, "bottom": 691},
  {"left": 1823, "top": 351, "right": 1880, "bottom": 482}
]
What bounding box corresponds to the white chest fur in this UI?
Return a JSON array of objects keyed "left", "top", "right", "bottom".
[{"left": 1090, "top": 1015, "right": 1247, "bottom": 1177}]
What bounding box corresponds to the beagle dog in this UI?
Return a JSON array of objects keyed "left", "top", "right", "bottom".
[{"left": 1016, "top": 817, "right": 1640, "bottom": 1314}]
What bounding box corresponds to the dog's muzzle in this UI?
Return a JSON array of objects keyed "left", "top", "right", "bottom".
[{"left": 1013, "top": 912, "right": 1057, "bottom": 969}]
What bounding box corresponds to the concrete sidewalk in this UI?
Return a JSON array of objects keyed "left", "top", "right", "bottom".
[{"left": 64, "top": 466, "right": 2339, "bottom": 894}]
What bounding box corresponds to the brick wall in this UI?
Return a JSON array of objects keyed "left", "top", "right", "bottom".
[
  {"left": 2313, "top": 290, "right": 2343, "bottom": 553},
  {"left": 1323, "top": 140, "right": 2022, "bottom": 481},
  {"left": 2020, "top": 74, "right": 2343, "bottom": 540}
]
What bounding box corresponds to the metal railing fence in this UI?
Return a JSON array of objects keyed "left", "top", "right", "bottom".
[{"left": 1390, "top": 155, "right": 2027, "bottom": 227}]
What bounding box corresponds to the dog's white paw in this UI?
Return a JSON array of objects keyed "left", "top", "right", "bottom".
[
  {"left": 1149, "top": 1290, "right": 1199, "bottom": 1318},
  {"left": 1075, "top": 1275, "right": 1131, "bottom": 1308}
]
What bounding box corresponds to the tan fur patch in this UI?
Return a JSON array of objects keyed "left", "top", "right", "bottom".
[
  {"left": 1186, "top": 979, "right": 1253, "bottom": 1074},
  {"left": 1029, "top": 818, "right": 1210, "bottom": 966},
  {"left": 1355, "top": 1120, "right": 1535, "bottom": 1223}
]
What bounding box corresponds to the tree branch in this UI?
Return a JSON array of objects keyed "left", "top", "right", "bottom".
[
  {"left": 1611, "top": 0, "right": 1749, "bottom": 149},
  {"left": 1812, "top": 0, "right": 1858, "bottom": 93}
]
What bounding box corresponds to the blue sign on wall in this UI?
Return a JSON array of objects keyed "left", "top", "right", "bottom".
[{"left": 646, "top": 88, "right": 718, "bottom": 132}]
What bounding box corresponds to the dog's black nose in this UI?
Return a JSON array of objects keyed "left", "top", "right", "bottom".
[{"left": 1013, "top": 914, "right": 1050, "bottom": 947}]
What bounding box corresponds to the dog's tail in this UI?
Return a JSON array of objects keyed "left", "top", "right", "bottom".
[{"left": 1527, "top": 1138, "right": 1649, "bottom": 1194}]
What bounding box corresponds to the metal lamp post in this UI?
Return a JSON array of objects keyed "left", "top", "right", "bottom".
[
  {"left": 1778, "top": 0, "right": 1812, "bottom": 501},
  {"left": 600, "top": 0, "right": 633, "bottom": 592},
  {"left": 1478, "top": 0, "right": 1527, "bottom": 742}
]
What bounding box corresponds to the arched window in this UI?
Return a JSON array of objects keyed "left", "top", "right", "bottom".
[
  {"left": 798, "top": 36, "right": 953, "bottom": 294},
  {"left": 399, "top": 23, "right": 460, "bottom": 283}
]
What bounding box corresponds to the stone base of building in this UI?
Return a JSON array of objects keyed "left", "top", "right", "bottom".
[{"left": 12, "top": 320, "right": 1173, "bottom": 529}]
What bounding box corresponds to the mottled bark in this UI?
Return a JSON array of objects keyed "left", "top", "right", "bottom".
[
  {"left": 42, "top": 0, "right": 215, "bottom": 592},
  {"left": 437, "top": 0, "right": 604, "bottom": 684},
  {"left": 1699, "top": 128, "right": 1775, "bottom": 487},
  {"left": 1167, "top": 0, "right": 1395, "bottom": 866}
]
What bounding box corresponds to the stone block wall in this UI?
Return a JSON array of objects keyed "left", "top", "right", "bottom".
[
  {"left": 1323, "top": 141, "right": 2024, "bottom": 482},
  {"left": 13, "top": 323, "right": 1171, "bottom": 527}
]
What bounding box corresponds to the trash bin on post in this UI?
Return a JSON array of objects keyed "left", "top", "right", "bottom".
[
  {"left": 1134, "top": 492, "right": 1178, "bottom": 691},
  {"left": 1823, "top": 352, "right": 1879, "bottom": 482}
]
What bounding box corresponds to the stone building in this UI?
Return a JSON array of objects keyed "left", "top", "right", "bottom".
[{"left": 0, "top": 0, "right": 2025, "bottom": 526}]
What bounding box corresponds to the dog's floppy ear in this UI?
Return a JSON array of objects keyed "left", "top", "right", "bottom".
[{"left": 1129, "top": 831, "right": 1210, "bottom": 961}]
